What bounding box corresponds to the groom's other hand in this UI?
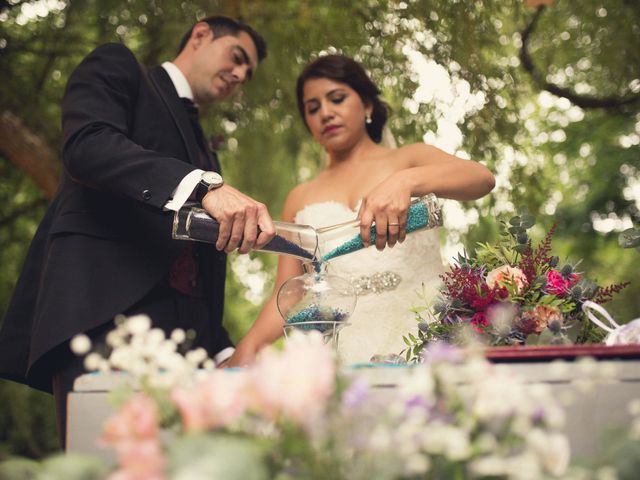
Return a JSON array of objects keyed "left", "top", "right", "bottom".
[{"left": 202, "top": 186, "right": 275, "bottom": 253}]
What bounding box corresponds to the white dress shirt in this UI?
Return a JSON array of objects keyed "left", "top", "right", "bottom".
[{"left": 161, "top": 61, "right": 206, "bottom": 213}]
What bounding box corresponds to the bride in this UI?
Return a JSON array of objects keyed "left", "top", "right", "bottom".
[{"left": 226, "top": 55, "right": 495, "bottom": 366}]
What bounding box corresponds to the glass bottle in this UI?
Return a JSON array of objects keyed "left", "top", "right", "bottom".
[
  {"left": 172, "top": 204, "right": 319, "bottom": 262},
  {"left": 316, "top": 193, "right": 443, "bottom": 262}
]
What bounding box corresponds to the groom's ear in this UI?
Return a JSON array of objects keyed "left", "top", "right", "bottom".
[{"left": 191, "top": 22, "right": 214, "bottom": 48}]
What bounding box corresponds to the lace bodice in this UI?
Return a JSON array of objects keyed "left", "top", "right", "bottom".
[{"left": 295, "top": 201, "right": 444, "bottom": 364}]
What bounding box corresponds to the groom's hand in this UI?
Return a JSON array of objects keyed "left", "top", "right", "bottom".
[{"left": 201, "top": 185, "right": 275, "bottom": 253}]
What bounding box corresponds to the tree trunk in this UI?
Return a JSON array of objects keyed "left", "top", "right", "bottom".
[{"left": 0, "top": 110, "right": 61, "bottom": 199}]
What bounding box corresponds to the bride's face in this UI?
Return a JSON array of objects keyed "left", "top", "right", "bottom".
[{"left": 302, "top": 77, "right": 372, "bottom": 151}]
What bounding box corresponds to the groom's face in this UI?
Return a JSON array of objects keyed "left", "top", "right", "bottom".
[{"left": 188, "top": 27, "right": 258, "bottom": 104}]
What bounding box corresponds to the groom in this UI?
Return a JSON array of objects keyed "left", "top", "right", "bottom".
[{"left": 0, "top": 15, "right": 275, "bottom": 445}]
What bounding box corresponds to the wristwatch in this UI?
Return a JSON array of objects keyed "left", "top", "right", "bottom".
[{"left": 197, "top": 171, "right": 224, "bottom": 202}]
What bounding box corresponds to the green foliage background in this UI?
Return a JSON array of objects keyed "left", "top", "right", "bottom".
[{"left": 0, "top": 0, "right": 638, "bottom": 457}]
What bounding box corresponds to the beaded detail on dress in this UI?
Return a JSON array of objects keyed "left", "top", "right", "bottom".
[
  {"left": 294, "top": 201, "right": 444, "bottom": 364},
  {"left": 351, "top": 271, "right": 402, "bottom": 296}
]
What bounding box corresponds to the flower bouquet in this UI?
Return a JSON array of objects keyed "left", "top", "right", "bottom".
[{"left": 404, "top": 210, "right": 629, "bottom": 360}]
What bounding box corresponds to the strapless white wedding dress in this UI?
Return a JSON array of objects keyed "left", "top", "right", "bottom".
[{"left": 295, "top": 201, "right": 444, "bottom": 364}]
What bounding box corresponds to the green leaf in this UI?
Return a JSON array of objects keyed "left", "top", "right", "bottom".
[
  {"left": 619, "top": 228, "right": 640, "bottom": 249},
  {"left": 514, "top": 244, "right": 529, "bottom": 254},
  {"left": 520, "top": 214, "right": 536, "bottom": 229}
]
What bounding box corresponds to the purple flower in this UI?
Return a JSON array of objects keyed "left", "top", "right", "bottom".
[
  {"left": 421, "top": 342, "right": 464, "bottom": 364},
  {"left": 342, "top": 376, "right": 370, "bottom": 409},
  {"left": 405, "top": 394, "right": 429, "bottom": 412}
]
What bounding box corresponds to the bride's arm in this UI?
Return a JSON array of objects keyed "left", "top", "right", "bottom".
[
  {"left": 225, "top": 256, "right": 304, "bottom": 367},
  {"left": 394, "top": 143, "right": 495, "bottom": 201},
  {"left": 224, "top": 187, "right": 307, "bottom": 367},
  {"left": 359, "top": 143, "right": 495, "bottom": 249}
]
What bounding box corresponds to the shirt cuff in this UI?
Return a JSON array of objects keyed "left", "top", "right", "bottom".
[
  {"left": 164, "top": 169, "right": 204, "bottom": 212},
  {"left": 213, "top": 347, "right": 235, "bottom": 366}
]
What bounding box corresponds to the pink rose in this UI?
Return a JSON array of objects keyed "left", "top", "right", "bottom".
[
  {"left": 100, "top": 394, "right": 165, "bottom": 479},
  {"left": 519, "top": 305, "right": 563, "bottom": 335},
  {"left": 248, "top": 331, "right": 335, "bottom": 427},
  {"left": 546, "top": 270, "right": 580, "bottom": 296},
  {"left": 101, "top": 394, "right": 160, "bottom": 444},
  {"left": 486, "top": 266, "right": 528, "bottom": 294},
  {"left": 109, "top": 439, "right": 166, "bottom": 480},
  {"left": 172, "top": 369, "right": 249, "bottom": 433}
]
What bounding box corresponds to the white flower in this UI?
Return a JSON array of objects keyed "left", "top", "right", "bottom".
[
  {"left": 83, "top": 352, "right": 102, "bottom": 371},
  {"left": 526, "top": 429, "right": 570, "bottom": 476},
  {"left": 469, "top": 455, "right": 509, "bottom": 477},
  {"left": 124, "top": 314, "right": 152, "bottom": 335},
  {"left": 186, "top": 348, "right": 208, "bottom": 366},
  {"left": 171, "top": 328, "right": 186, "bottom": 344},
  {"left": 106, "top": 330, "right": 124, "bottom": 348},
  {"left": 404, "top": 453, "right": 429, "bottom": 475},
  {"left": 70, "top": 334, "right": 92, "bottom": 355},
  {"left": 201, "top": 360, "right": 215, "bottom": 371}
]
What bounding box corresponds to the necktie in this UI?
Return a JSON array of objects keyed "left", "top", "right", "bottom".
[
  {"left": 170, "top": 98, "right": 207, "bottom": 296},
  {"left": 181, "top": 97, "right": 210, "bottom": 169}
]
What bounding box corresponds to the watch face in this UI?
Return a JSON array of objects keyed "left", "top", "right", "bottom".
[{"left": 202, "top": 171, "right": 223, "bottom": 189}]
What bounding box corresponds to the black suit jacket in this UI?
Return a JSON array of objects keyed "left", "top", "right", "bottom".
[{"left": 0, "top": 43, "right": 230, "bottom": 392}]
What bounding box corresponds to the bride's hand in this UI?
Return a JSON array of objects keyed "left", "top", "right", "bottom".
[
  {"left": 358, "top": 175, "right": 411, "bottom": 250},
  {"left": 221, "top": 342, "right": 259, "bottom": 368}
]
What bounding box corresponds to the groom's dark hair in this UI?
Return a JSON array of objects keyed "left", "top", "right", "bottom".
[
  {"left": 296, "top": 55, "right": 388, "bottom": 143},
  {"left": 176, "top": 15, "right": 267, "bottom": 62}
]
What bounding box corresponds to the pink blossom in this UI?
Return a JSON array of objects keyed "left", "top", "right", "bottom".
[
  {"left": 101, "top": 394, "right": 160, "bottom": 444},
  {"left": 546, "top": 270, "right": 580, "bottom": 296},
  {"left": 248, "top": 331, "right": 335, "bottom": 427},
  {"left": 100, "top": 394, "right": 165, "bottom": 479},
  {"left": 172, "top": 369, "right": 249, "bottom": 433},
  {"left": 486, "top": 265, "right": 529, "bottom": 294},
  {"left": 109, "top": 439, "right": 166, "bottom": 480}
]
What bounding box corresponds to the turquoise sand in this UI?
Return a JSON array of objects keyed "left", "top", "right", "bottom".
[
  {"left": 286, "top": 304, "right": 349, "bottom": 332},
  {"left": 321, "top": 201, "right": 429, "bottom": 262}
]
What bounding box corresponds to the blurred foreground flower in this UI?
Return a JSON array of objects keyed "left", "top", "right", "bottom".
[{"left": 71, "top": 318, "right": 574, "bottom": 479}]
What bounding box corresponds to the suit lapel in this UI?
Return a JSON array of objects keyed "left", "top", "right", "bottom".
[{"left": 148, "top": 66, "right": 205, "bottom": 169}]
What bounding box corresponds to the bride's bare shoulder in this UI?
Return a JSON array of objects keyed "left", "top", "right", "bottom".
[{"left": 282, "top": 181, "right": 316, "bottom": 221}]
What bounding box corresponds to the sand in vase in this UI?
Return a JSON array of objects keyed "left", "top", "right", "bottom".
[{"left": 286, "top": 304, "right": 350, "bottom": 333}]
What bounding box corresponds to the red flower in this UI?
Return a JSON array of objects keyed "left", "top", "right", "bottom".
[
  {"left": 471, "top": 312, "right": 489, "bottom": 327},
  {"left": 546, "top": 270, "right": 580, "bottom": 296}
]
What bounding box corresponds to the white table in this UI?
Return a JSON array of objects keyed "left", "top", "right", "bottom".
[{"left": 67, "top": 357, "right": 640, "bottom": 463}]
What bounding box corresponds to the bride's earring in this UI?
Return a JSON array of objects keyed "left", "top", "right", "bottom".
[{"left": 365, "top": 113, "right": 372, "bottom": 124}]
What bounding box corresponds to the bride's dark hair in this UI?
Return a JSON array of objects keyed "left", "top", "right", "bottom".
[{"left": 296, "top": 55, "right": 389, "bottom": 143}]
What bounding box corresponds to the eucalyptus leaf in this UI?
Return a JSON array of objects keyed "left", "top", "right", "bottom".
[
  {"left": 514, "top": 244, "right": 529, "bottom": 254},
  {"left": 618, "top": 228, "right": 640, "bottom": 249},
  {"left": 520, "top": 214, "right": 536, "bottom": 229}
]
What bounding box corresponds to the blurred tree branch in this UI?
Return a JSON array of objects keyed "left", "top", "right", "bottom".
[
  {"left": 520, "top": 7, "right": 640, "bottom": 110},
  {"left": 0, "top": 111, "right": 60, "bottom": 199},
  {"left": 0, "top": 197, "right": 48, "bottom": 229}
]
